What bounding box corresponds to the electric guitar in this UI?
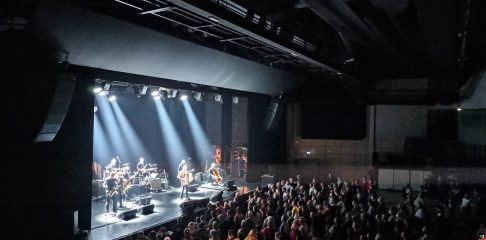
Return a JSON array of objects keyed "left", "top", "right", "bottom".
[
  {"left": 107, "top": 187, "right": 118, "bottom": 197},
  {"left": 106, "top": 178, "right": 121, "bottom": 197}
]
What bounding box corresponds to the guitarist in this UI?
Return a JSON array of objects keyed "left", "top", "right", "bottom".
[
  {"left": 118, "top": 170, "right": 130, "bottom": 209},
  {"left": 177, "top": 163, "right": 190, "bottom": 200},
  {"left": 136, "top": 157, "right": 147, "bottom": 173},
  {"left": 103, "top": 172, "right": 118, "bottom": 213},
  {"left": 208, "top": 163, "right": 222, "bottom": 185}
]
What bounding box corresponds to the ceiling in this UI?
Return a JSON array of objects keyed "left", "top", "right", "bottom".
[{"left": 2, "top": 0, "right": 486, "bottom": 104}]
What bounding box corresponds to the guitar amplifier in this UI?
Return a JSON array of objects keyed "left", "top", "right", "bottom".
[
  {"left": 161, "top": 180, "right": 169, "bottom": 190},
  {"left": 127, "top": 184, "right": 148, "bottom": 197}
]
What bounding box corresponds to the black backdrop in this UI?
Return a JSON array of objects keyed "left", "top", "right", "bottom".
[{"left": 301, "top": 103, "right": 366, "bottom": 140}]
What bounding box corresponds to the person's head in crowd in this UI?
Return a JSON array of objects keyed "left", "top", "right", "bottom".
[
  {"left": 244, "top": 229, "right": 257, "bottom": 240},
  {"left": 183, "top": 228, "right": 191, "bottom": 238},
  {"left": 137, "top": 231, "right": 146, "bottom": 240},
  {"left": 188, "top": 222, "right": 197, "bottom": 235},
  {"left": 148, "top": 230, "right": 157, "bottom": 240},
  {"left": 209, "top": 229, "right": 220, "bottom": 240},
  {"left": 198, "top": 222, "right": 205, "bottom": 231},
  {"left": 227, "top": 229, "right": 237, "bottom": 240},
  {"left": 75, "top": 230, "right": 89, "bottom": 240}
]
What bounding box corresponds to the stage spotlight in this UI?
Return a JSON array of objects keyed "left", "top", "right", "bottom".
[
  {"left": 98, "top": 91, "right": 108, "bottom": 96},
  {"left": 94, "top": 106, "right": 98, "bottom": 113},
  {"left": 180, "top": 94, "right": 188, "bottom": 101},
  {"left": 167, "top": 89, "right": 178, "bottom": 98},
  {"left": 160, "top": 90, "right": 167, "bottom": 99},
  {"left": 110, "top": 81, "right": 130, "bottom": 93},
  {"left": 93, "top": 87, "right": 102, "bottom": 94},
  {"left": 193, "top": 92, "right": 202, "bottom": 102},
  {"left": 214, "top": 94, "right": 222, "bottom": 103},
  {"left": 153, "top": 95, "right": 161, "bottom": 100},
  {"left": 108, "top": 95, "right": 116, "bottom": 102},
  {"left": 94, "top": 79, "right": 103, "bottom": 92},
  {"left": 132, "top": 84, "right": 148, "bottom": 97},
  {"left": 232, "top": 96, "right": 238, "bottom": 104},
  {"left": 151, "top": 87, "right": 160, "bottom": 96},
  {"left": 103, "top": 81, "right": 111, "bottom": 92},
  {"left": 140, "top": 85, "right": 148, "bottom": 95}
]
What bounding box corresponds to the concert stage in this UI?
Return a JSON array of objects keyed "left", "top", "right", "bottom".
[{"left": 90, "top": 181, "right": 256, "bottom": 240}]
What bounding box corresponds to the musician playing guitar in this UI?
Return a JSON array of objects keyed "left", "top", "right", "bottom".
[
  {"left": 118, "top": 168, "right": 130, "bottom": 208},
  {"left": 137, "top": 157, "right": 146, "bottom": 172},
  {"left": 103, "top": 172, "right": 118, "bottom": 213},
  {"left": 208, "top": 163, "right": 222, "bottom": 185},
  {"left": 177, "top": 163, "right": 191, "bottom": 199}
]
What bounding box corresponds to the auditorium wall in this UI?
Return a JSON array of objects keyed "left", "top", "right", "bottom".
[{"left": 287, "top": 103, "right": 429, "bottom": 181}]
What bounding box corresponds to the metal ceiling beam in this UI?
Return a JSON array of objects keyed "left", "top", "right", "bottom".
[
  {"left": 140, "top": 6, "right": 173, "bottom": 15},
  {"left": 163, "top": 0, "right": 355, "bottom": 78},
  {"left": 300, "top": 0, "right": 395, "bottom": 53}
]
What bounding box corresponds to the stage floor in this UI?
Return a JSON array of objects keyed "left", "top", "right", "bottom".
[{"left": 90, "top": 181, "right": 256, "bottom": 240}]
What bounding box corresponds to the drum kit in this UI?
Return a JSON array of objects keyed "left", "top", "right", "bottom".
[
  {"left": 131, "top": 164, "right": 168, "bottom": 192},
  {"left": 148, "top": 169, "right": 169, "bottom": 192}
]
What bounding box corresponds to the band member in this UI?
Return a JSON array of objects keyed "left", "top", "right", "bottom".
[
  {"left": 215, "top": 150, "right": 222, "bottom": 165},
  {"left": 118, "top": 168, "right": 130, "bottom": 208},
  {"left": 136, "top": 157, "right": 148, "bottom": 177},
  {"left": 177, "top": 159, "right": 187, "bottom": 173},
  {"left": 103, "top": 172, "right": 118, "bottom": 213},
  {"left": 121, "top": 166, "right": 131, "bottom": 180},
  {"left": 207, "top": 163, "right": 222, "bottom": 185},
  {"left": 106, "top": 158, "right": 118, "bottom": 172},
  {"left": 177, "top": 163, "right": 190, "bottom": 199}
]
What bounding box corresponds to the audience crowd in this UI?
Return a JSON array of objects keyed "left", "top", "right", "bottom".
[{"left": 113, "top": 173, "right": 486, "bottom": 240}]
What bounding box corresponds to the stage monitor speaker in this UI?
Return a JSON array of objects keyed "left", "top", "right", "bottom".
[
  {"left": 127, "top": 184, "right": 147, "bottom": 197},
  {"left": 182, "top": 205, "right": 196, "bottom": 217},
  {"left": 117, "top": 208, "right": 137, "bottom": 220},
  {"left": 138, "top": 204, "right": 154, "bottom": 215},
  {"left": 35, "top": 74, "right": 76, "bottom": 142},
  {"left": 188, "top": 184, "right": 199, "bottom": 192},
  {"left": 179, "top": 197, "right": 210, "bottom": 209},
  {"left": 226, "top": 179, "right": 235, "bottom": 187},
  {"left": 225, "top": 180, "right": 237, "bottom": 191}
]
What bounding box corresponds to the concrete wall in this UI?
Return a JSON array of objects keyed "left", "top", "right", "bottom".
[{"left": 375, "top": 105, "right": 428, "bottom": 161}]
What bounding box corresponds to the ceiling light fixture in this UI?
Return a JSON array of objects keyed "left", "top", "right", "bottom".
[{"left": 194, "top": 92, "right": 202, "bottom": 102}]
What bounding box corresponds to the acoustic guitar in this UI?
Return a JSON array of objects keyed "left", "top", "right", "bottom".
[{"left": 178, "top": 169, "right": 195, "bottom": 186}]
